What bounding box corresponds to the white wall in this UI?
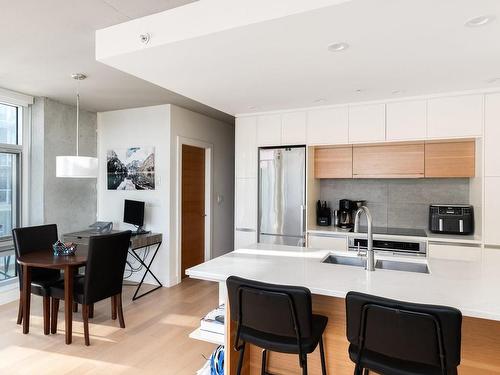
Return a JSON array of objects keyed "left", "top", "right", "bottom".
[
  {"left": 97, "top": 105, "right": 171, "bottom": 285},
  {"left": 97, "top": 104, "right": 235, "bottom": 286},
  {"left": 169, "top": 105, "right": 234, "bottom": 284}
]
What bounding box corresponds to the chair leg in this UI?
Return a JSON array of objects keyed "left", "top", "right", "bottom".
[
  {"left": 89, "top": 303, "right": 94, "bottom": 319},
  {"left": 17, "top": 294, "right": 23, "bottom": 325},
  {"left": 354, "top": 364, "right": 363, "bottom": 375},
  {"left": 363, "top": 369, "right": 370, "bottom": 375},
  {"left": 116, "top": 293, "right": 125, "bottom": 328},
  {"left": 301, "top": 354, "right": 308, "bottom": 375},
  {"left": 51, "top": 298, "right": 59, "bottom": 334},
  {"left": 236, "top": 342, "right": 246, "bottom": 375},
  {"left": 43, "top": 296, "right": 50, "bottom": 335},
  {"left": 319, "top": 336, "right": 327, "bottom": 375},
  {"left": 82, "top": 304, "right": 90, "bottom": 346},
  {"left": 111, "top": 295, "right": 117, "bottom": 320},
  {"left": 72, "top": 301, "right": 78, "bottom": 313},
  {"left": 261, "top": 349, "right": 268, "bottom": 375}
]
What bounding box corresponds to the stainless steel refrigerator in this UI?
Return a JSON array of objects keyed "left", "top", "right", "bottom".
[{"left": 258, "top": 146, "right": 306, "bottom": 246}]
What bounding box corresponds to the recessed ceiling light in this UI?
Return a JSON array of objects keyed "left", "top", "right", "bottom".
[
  {"left": 391, "top": 90, "right": 402, "bottom": 95},
  {"left": 328, "top": 42, "right": 349, "bottom": 52},
  {"left": 465, "top": 15, "right": 495, "bottom": 27},
  {"left": 314, "top": 98, "right": 326, "bottom": 104},
  {"left": 487, "top": 77, "right": 500, "bottom": 84},
  {"left": 355, "top": 89, "right": 363, "bottom": 94},
  {"left": 248, "top": 105, "right": 257, "bottom": 110}
]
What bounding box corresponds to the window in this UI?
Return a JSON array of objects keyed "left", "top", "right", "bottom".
[{"left": 0, "top": 102, "right": 22, "bottom": 282}]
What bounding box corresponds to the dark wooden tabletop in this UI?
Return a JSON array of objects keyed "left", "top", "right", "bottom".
[{"left": 16, "top": 245, "right": 88, "bottom": 269}]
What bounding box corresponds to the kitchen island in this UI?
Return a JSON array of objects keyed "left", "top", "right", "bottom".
[{"left": 186, "top": 244, "right": 500, "bottom": 374}]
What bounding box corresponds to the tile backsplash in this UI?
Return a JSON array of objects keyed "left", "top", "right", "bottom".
[{"left": 320, "top": 178, "right": 470, "bottom": 228}]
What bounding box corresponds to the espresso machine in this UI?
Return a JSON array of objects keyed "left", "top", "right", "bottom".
[{"left": 337, "top": 199, "right": 354, "bottom": 229}]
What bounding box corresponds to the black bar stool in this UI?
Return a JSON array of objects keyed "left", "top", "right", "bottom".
[
  {"left": 226, "top": 276, "right": 328, "bottom": 375},
  {"left": 345, "top": 291, "right": 462, "bottom": 375}
]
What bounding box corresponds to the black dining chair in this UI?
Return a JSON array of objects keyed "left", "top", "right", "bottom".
[
  {"left": 226, "top": 276, "right": 328, "bottom": 375},
  {"left": 12, "top": 224, "right": 62, "bottom": 335},
  {"left": 345, "top": 291, "right": 462, "bottom": 375},
  {"left": 50, "top": 230, "right": 132, "bottom": 345}
]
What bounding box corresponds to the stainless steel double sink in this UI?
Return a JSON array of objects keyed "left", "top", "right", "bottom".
[{"left": 322, "top": 254, "right": 429, "bottom": 274}]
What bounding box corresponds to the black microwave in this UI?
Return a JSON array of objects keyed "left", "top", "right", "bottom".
[{"left": 429, "top": 205, "right": 474, "bottom": 235}]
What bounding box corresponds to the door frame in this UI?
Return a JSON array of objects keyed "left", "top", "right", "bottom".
[{"left": 176, "top": 136, "right": 213, "bottom": 283}]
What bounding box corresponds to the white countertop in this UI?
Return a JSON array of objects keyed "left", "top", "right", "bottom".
[
  {"left": 186, "top": 243, "right": 500, "bottom": 321},
  {"left": 307, "top": 225, "right": 482, "bottom": 245}
]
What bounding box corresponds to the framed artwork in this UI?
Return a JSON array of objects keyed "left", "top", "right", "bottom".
[{"left": 107, "top": 147, "right": 155, "bottom": 190}]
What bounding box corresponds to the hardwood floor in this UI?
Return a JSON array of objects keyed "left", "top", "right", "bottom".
[{"left": 0, "top": 279, "right": 219, "bottom": 374}]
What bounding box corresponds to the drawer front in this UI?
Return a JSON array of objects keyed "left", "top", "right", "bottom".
[
  {"left": 428, "top": 243, "right": 481, "bottom": 261},
  {"left": 308, "top": 234, "right": 347, "bottom": 251}
]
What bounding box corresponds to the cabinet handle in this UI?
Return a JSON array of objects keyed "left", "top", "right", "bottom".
[{"left": 236, "top": 228, "right": 256, "bottom": 233}]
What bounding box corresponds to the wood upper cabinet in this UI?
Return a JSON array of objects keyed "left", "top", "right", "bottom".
[
  {"left": 314, "top": 146, "right": 353, "bottom": 178},
  {"left": 353, "top": 142, "right": 425, "bottom": 178},
  {"left": 425, "top": 140, "right": 475, "bottom": 177}
]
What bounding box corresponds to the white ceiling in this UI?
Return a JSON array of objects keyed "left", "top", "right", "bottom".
[
  {"left": 96, "top": 0, "right": 500, "bottom": 115},
  {"left": 0, "top": 0, "right": 233, "bottom": 123}
]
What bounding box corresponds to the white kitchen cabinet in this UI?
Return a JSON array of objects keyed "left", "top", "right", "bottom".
[
  {"left": 257, "top": 114, "right": 282, "bottom": 146},
  {"left": 348, "top": 104, "right": 386, "bottom": 143},
  {"left": 307, "top": 233, "right": 348, "bottom": 251},
  {"left": 282, "top": 111, "right": 306, "bottom": 145},
  {"left": 485, "top": 93, "right": 500, "bottom": 177},
  {"left": 235, "top": 116, "right": 257, "bottom": 178},
  {"left": 234, "top": 229, "right": 257, "bottom": 249},
  {"left": 428, "top": 243, "right": 481, "bottom": 261},
  {"left": 485, "top": 177, "right": 500, "bottom": 246},
  {"left": 427, "top": 95, "right": 483, "bottom": 138},
  {"left": 386, "top": 100, "right": 427, "bottom": 141},
  {"left": 307, "top": 107, "right": 349, "bottom": 145},
  {"left": 235, "top": 178, "right": 257, "bottom": 230}
]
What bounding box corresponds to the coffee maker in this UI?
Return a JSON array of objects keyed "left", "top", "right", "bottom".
[{"left": 338, "top": 199, "right": 354, "bottom": 229}]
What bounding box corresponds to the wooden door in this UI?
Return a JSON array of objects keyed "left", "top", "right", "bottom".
[{"left": 181, "top": 145, "right": 205, "bottom": 278}]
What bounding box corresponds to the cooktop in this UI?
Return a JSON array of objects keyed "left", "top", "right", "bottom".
[{"left": 353, "top": 226, "right": 427, "bottom": 237}]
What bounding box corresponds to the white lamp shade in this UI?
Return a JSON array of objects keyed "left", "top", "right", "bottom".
[{"left": 56, "top": 156, "right": 98, "bottom": 178}]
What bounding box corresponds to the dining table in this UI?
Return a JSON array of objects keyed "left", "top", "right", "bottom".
[{"left": 17, "top": 245, "right": 88, "bottom": 344}]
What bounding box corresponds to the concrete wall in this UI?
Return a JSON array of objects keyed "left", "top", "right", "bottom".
[
  {"left": 97, "top": 105, "right": 171, "bottom": 285},
  {"left": 169, "top": 104, "right": 234, "bottom": 285},
  {"left": 30, "top": 97, "right": 97, "bottom": 235},
  {"left": 320, "top": 178, "right": 470, "bottom": 228}
]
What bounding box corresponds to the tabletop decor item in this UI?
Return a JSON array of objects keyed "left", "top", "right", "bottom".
[{"left": 53, "top": 240, "right": 77, "bottom": 256}]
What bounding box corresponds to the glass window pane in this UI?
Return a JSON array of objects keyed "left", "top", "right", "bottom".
[
  {"left": 0, "top": 153, "right": 15, "bottom": 239},
  {"left": 0, "top": 253, "right": 16, "bottom": 281},
  {"left": 0, "top": 103, "right": 18, "bottom": 145}
]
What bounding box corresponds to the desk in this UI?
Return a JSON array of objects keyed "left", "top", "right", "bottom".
[
  {"left": 64, "top": 230, "right": 163, "bottom": 300},
  {"left": 17, "top": 247, "right": 88, "bottom": 344}
]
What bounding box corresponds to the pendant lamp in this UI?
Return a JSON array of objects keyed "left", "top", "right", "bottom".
[{"left": 56, "top": 74, "right": 98, "bottom": 178}]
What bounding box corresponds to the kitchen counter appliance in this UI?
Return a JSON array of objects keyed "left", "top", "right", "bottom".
[
  {"left": 429, "top": 204, "right": 474, "bottom": 235},
  {"left": 348, "top": 237, "right": 427, "bottom": 257},
  {"left": 316, "top": 200, "right": 332, "bottom": 226},
  {"left": 338, "top": 199, "right": 354, "bottom": 229},
  {"left": 259, "top": 146, "right": 306, "bottom": 246}
]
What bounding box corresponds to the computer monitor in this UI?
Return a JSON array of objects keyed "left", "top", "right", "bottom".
[{"left": 123, "top": 199, "right": 145, "bottom": 229}]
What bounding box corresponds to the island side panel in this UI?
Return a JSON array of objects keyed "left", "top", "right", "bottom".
[{"left": 225, "top": 294, "right": 500, "bottom": 375}]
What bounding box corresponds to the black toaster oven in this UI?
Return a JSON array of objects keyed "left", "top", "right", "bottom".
[{"left": 429, "top": 205, "right": 474, "bottom": 235}]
